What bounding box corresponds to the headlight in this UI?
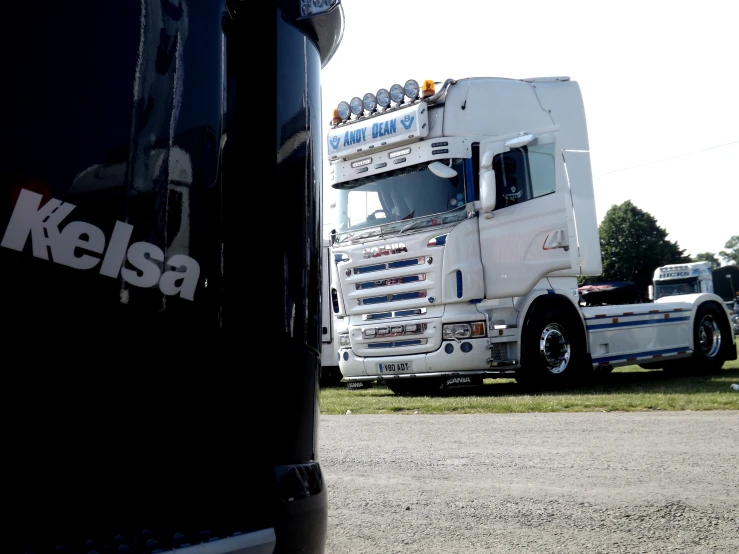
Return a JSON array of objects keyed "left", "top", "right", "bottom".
[
  {"left": 442, "top": 322, "right": 486, "bottom": 340},
  {"left": 349, "top": 97, "right": 363, "bottom": 116},
  {"left": 339, "top": 334, "right": 351, "bottom": 348},
  {"left": 337, "top": 101, "right": 350, "bottom": 121},
  {"left": 362, "top": 92, "right": 377, "bottom": 112},
  {"left": 376, "top": 88, "right": 390, "bottom": 108},
  {"left": 390, "top": 83, "right": 405, "bottom": 104}
]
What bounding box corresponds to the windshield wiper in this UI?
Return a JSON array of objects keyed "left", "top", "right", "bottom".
[
  {"left": 398, "top": 218, "right": 429, "bottom": 235},
  {"left": 399, "top": 206, "right": 466, "bottom": 235}
]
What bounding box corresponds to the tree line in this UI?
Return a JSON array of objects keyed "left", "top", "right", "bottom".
[{"left": 579, "top": 200, "right": 738, "bottom": 293}]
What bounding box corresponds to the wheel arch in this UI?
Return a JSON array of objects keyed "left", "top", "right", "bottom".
[
  {"left": 688, "top": 296, "right": 736, "bottom": 360},
  {"left": 518, "top": 292, "right": 590, "bottom": 365}
]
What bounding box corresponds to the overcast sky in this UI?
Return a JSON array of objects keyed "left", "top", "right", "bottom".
[{"left": 321, "top": 0, "right": 738, "bottom": 262}]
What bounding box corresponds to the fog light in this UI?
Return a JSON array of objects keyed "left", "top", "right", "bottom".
[
  {"left": 337, "top": 101, "right": 350, "bottom": 121},
  {"left": 404, "top": 79, "right": 419, "bottom": 100},
  {"left": 376, "top": 88, "right": 390, "bottom": 108},
  {"left": 350, "top": 97, "right": 363, "bottom": 116},
  {"left": 362, "top": 92, "right": 377, "bottom": 112},
  {"left": 390, "top": 84, "right": 405, "bottom": 104}
]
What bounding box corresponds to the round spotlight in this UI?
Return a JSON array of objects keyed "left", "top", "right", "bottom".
[
  {"left": 362, "top": 92, "right": 377, "bottom": 112},
  {"left": 337, "top": 101, "right": 350, "bottom": 121},
  {"left": 376, "top": 88, "right": 390, "bottom": 109},
  {"left": 390, "top": 84, "right": 405, "bottom": 104},
  {"left": 349, "top": 97, "right": 363, "bottom": 116},
  {"left": 404, "top": 79, "right": 419, "bottom": 100}
]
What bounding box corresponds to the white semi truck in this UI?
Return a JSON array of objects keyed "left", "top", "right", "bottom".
[{"left": 325, "top": 76, "right": 737, "bottom": 394}]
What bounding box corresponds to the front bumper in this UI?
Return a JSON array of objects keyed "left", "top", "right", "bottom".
[{"left": 338, "top": 336, "right": 517, "bottom": 381}]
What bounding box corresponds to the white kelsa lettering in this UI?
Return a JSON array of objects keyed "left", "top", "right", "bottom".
[
  {"left": 447, "top": 377, "right": 472, "bottom": 385},
  {"left": 0, "top": 189, "right": 200, "bottom": 301}
]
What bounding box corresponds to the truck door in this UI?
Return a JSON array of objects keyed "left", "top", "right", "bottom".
[{"left": 478, "top": 134, "right": 573, "bottom": 299}]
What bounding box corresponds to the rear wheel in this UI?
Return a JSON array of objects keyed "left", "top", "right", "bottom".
[
  {"left": 665, "top": 304, "right": 727, "bottom": 375},
  {"left": 385, "top": 377, "right": 443, "bottom": 396},
  {"left": 516, "top": 308, "right": 588, "bottom": 389}
]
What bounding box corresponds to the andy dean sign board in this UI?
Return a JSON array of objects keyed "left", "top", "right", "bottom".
[{"left": 327, "top": 102, "right": 430, "bottom": 162}]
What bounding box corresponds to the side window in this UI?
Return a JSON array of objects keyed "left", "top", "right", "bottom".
[
  {"left": 493, "top": 148, "right": 529, "bottom": 209},
  {"left": 492, "top": 141, "right": 556, "bottom": 210},
  {"left": 528, "top": 142, "right": 555, "bottom": 198}
]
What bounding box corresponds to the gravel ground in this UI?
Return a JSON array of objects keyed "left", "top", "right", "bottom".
[{"left": 319, "top": 411, "right": 739, "bottom": 553}]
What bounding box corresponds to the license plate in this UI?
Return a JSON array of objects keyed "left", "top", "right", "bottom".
[{"left": 377, "top": 361, "right": 413, "bottom": 373}]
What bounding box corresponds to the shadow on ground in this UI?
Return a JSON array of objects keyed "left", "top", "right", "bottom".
[{"left": 323, "top": 366, "right": 739, "bottom": 399}]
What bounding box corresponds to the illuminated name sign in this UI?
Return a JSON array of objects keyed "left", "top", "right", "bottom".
[{"left": 327, "top": 102, "right": 429, "bottom": 161}]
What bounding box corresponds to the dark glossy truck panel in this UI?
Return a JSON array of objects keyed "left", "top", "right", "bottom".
[{"left": 2, "top": 1, "right": 343, "bottom": 552}]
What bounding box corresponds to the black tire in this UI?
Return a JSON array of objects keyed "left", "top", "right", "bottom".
[
  {"left": 664, "top": 303, "right": 727, "bottom": 375},
  {"left": 515, "top": 307, "right": 589, "bottom": 389},
  {"left": 385, "top": 377, "right": 443, "bottom": 396},
  {"left": 319, "top": 365, "right": 343, "bottom": 387}
]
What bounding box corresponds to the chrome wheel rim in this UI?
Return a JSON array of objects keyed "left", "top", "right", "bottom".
[
  {"left": 698, "top": 314, "right": 721, "bottom": 358},
  {"left": 539, "top": 323, "right": 571, "bottom": 374}
]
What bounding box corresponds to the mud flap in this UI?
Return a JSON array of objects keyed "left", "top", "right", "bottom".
[
  {"left": 347, "top": 381, "right": 373, "bottom": 390},
  {"left": 443, "top": 375, "right": 484, "bottom": 390}
]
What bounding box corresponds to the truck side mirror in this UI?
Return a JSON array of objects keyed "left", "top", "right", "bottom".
[
  {"left": 479, "top": 169, "right": 496, "bottom": 214},
  {"left": 479, "top": 149, "right": 497, "bottom": 214}
]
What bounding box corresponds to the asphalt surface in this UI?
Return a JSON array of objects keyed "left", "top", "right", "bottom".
[{"left": 319, "top": 411, "right": 739, "bottom": 553}]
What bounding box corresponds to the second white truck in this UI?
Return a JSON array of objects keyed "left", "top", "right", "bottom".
[
  {"left": 651, "top": 262, "right": 714, "bottom": 299},
  {"left": 324, "top": 76, "right": 737, "bottom": 393}
]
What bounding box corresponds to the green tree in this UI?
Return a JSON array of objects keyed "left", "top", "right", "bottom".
[
  {"left": 582, "top": 200, "right": 690, "bottom": 292},
  {"left": 718, "top": 235, "right": 739, "bottom": 265},
  {"left": 691, "top": 252, "right": 721, "bottom": 270}
]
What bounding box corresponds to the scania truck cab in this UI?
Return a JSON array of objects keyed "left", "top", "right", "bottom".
[{"left": 325, "top": 76, "right": 736, "bottom": 394}]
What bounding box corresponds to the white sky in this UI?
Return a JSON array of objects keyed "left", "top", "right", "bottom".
[{"left": 320, "top": 0, "right": 738, "bottom": 261}]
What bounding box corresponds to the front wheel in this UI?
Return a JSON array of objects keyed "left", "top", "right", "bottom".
[{"left": 516, "top": 308, "right": 588, "bottom": 389}]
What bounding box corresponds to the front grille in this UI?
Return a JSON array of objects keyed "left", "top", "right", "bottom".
[
  {"left": 356, "top": 273, "right": 425, "bottom": 290},
  {"left": 367, "top": 339, "right": 427, "bottom": 349},
  {"left": 358, "top": 290, "right": 427, "bottom": 305},
  {"left": 354, "top": 256, "right": 426, "bottom": 275},
  {"left": 361, "top": 307, "right": 428, "bottom": 320}
]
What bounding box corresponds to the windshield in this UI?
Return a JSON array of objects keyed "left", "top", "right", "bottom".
[
  {"left": 654, "top": 277, "right": 700, "bottom": 299},
  {"left": 334, "top": 159, "right": 468, "bottom": 243}
]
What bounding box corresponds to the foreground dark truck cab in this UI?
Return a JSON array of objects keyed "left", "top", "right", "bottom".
[{"left": 2, "top": 1, "right": 343, "bottom": 553}]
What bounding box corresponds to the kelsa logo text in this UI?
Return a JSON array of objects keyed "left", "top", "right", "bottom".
[{"left": 1, "top": 189, "right": 200, "bottom": 301}]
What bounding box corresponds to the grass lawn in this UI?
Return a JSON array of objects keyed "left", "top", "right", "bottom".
[{"left": 319, "top": 355, "right": 739, "bottom": 415}]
